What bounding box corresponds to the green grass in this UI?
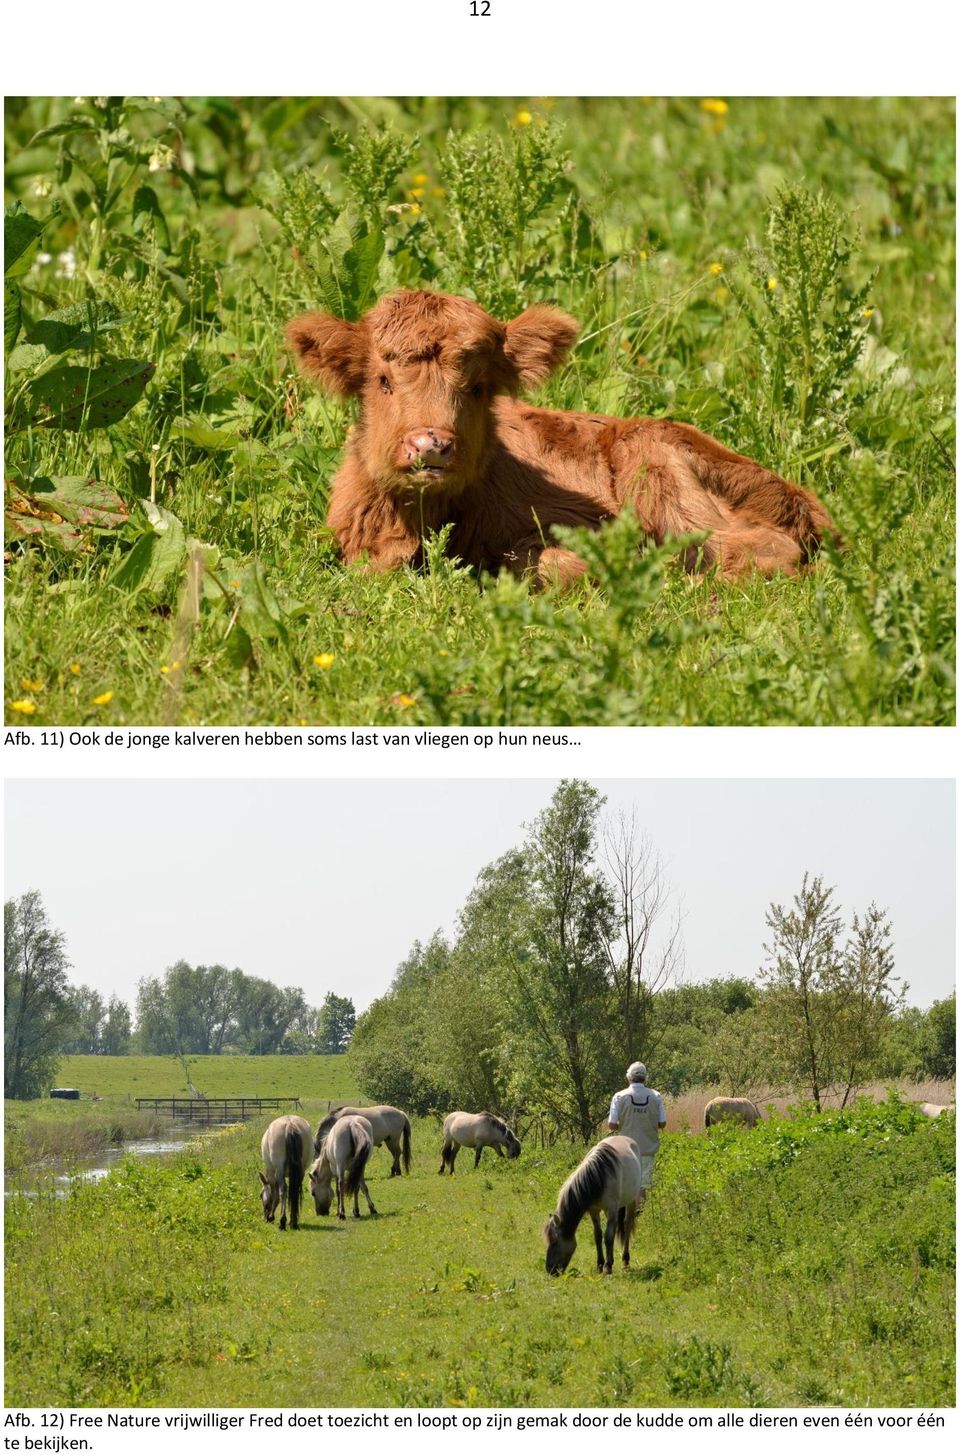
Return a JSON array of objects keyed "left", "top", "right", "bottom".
[
  {"left": 3, "top": 1055, "right": 356, "bottom": 1170},
  {"left": 4, "top": 96, "right": 955, "bottom": 726},
  {"left": 5, "top": 1099, "right": 953, "bottom": 1407}
]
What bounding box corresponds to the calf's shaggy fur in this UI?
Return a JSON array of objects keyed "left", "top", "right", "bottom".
[{"left": 286, "top": 290, "right": 834, "bottom": 585}]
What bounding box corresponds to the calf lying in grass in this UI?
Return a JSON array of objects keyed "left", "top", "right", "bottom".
[{"left": 287, "top": 290, "right": 835, "bottom": 585}]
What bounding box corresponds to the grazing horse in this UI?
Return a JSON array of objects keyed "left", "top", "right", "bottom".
[
  {"left": 918, "top": 1102, "right": 955, "bottom": 1118},
  {"left": 544, "top": 1136, "right": 644, "bottom": 1275},
  {"left": 309, "top": 1115, "right": 378, "bottom": 1220},
  {"left": 438, "top": 1111, "right": 521, "bottom": 1174},
  {"left": 259, "top": 1114, "right": 313, "bottom": 1231},
  {"left": 314, "top": 1104, "right": 411, "bottom": 1177},
  {"left": 704, "top": 1096, "right": 761, "bottom": 1130}
]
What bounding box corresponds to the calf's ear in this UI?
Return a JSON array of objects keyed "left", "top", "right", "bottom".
[
  {"left": 285, "top": 312, "right": 368, "bottom": 398},
  {"left": 503, "top": 305, "right": 579, "bottom": 388}
]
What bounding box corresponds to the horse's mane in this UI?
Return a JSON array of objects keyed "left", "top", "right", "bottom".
[
  {"left": 556, "top": 1141, "right": 620, "bottom": 1234},
  {"left": 482, "top": 1112, "right": 509, "bottom": 1133}
]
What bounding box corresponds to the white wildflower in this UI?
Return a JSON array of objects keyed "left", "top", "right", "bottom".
[
  {"left": 148, "top": 143, "right": 175, "bottom": 173},
  {"left": 55, "top": 248, "right": 77, "bottom": 279}
]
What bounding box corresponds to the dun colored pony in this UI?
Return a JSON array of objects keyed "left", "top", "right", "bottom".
[
  {"left": 309, "top": 1115, "right": 378, "bottom": 1220},
  {"left": 259, "top": 1114, "right": 313, "bottom": 1230},
  {"left": 544, "top": 1136, "right": 644, "bottom": 1275},
  {"left": 703, "top": 1096, "right": 761, "bottom": 1129},
  {"left": 918, "top": 1102, "right": 955, "bottom": 1118},
  {"left": 314, "top": 1104, "right": 411, "bottom": 1177},
  {"left": 439, "top": 1111, "right": 521, "bottom": 1173}
]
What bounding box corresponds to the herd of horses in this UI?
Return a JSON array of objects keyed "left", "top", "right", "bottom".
[{"left": 259, "top": 1095, "right": 953, "bottom": 1275}]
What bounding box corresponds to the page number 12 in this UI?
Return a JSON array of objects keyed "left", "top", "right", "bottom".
[{"left": 470, "top": 1, "right": 491, "bottom": 13}]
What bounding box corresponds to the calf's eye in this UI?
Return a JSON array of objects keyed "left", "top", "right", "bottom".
[{"left": 379, "top": 374, "right": 392, "bottom": 394}]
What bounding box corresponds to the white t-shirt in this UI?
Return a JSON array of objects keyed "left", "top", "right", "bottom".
[{"left": 608, "top": 1084, "right": 666, "bottom": 1155}]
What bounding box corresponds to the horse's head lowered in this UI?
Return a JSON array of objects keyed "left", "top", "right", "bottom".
[
  {"left": 544, "top": 1213, "right": 576, "bottom": 1275},
  {"left": 259, "top": 1173, "right": 280, "bottom": 1223},
  {"left": 309, "top": 1157, "right": 333, "bottom": 1216}
]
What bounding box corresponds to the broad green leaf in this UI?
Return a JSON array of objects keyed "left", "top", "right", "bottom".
[
  {"left": 26, "top": 357, "right": 154, "bottom": 430},
  {"left": 5, "top": 201, "right": 56, "bottom": 277},
  {"left": 8, "top": 342, "right": 52, "bottom": 372},
  {"left": 27, "top": 115, "right": 97, "bottom": 147},
  {"left": 8, "top": 475, "right": 129, "bottom": 529},
  {"left": 4, "top": 511, "right": 85, "bottom": 551},
  {"left": 132, "top": 184, "right": 171, "bottom": 252},
  {"left": 25, "top": 300, "right": 127, "bottom": 358},
  {"left": 110, "top": 504, "right": 185, "bottom": 593},
  {"left": 5, "top": 280, "right": 22, "bottom": 352},
  {"left": 239, "top": 561, "right": 288, "bottom": 643},
  {"left": 173, "top": 414, "right": 239, "bottom": 451}
]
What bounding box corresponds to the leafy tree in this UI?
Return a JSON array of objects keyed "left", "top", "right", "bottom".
[
  {"left": 315, "top": 992, "right": 356, "bottom": 1054},
  {"left": 760, "top": 874, "right": 903, "bottom": 1109},
  {"left": 920, "top": 993, "right": 956, "bottom": 1079},
  {"left": 4, "top": 891, "right": 72, "bottom": 1098},
  {"left": 498, "top": 780, "right": 619, "bottom": 1140},
  {"left": 100, "top": 995, "right": 132, "bottom": 1055},
  {"left": 60, "top": 983, "right": 106, "bottom": 1054}
]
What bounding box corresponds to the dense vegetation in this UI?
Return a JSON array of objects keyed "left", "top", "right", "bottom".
[
  {"left": 5, "top": 1096, "right": 953, "bottom": 1407},
  {"left": 348, "top": 782, "right": 954, "bottom": 1129},
  {"left": 5, "top": 96, "right": 955, "bottom": 725}
]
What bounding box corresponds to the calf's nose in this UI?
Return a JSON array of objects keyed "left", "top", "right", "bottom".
[{"left": 403, "top": 428, "right": 455, "bottom": 467}]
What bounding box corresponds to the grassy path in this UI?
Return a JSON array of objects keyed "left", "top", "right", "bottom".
[{"left": 5, "top": 1102, "right": 954, "bottom": 1408}]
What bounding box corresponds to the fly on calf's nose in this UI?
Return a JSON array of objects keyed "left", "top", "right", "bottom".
[{"left": 403, "top": 428, "right": 455, "bottom": 469}]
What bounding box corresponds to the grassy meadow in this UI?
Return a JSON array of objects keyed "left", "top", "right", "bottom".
[
  {"left": 4, "top": 1049, "right": 955, "bottom": 1408},
  {"left": 3, "top": 1053, "right": 355, "bottom": 1169},
  {"left": 4, "top": 96, "right": 955, "bottom": 726}
]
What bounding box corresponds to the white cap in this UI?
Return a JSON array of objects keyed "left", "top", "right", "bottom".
[{"left": 627, "top": 1061, "right": 647, "bottom": 1083}]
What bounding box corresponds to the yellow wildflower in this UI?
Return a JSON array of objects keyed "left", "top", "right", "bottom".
[
  {"left": 20, "top": 678, "right": 44, "bottom": 693},
  {"left": 409, "top": 203, "right": 421, "bottom": 217},
  {"left": 412, "top": 172, "right": 429, "bottom": 186},
  {"left": 69, "top": 663, "right": 81, "bottom": 675},
  {"left": 393, "top": 692, "right": 416, "bottom": 709},
  {"left": 314, "top": 653, "right": 335, "bottom": 670},
  {"left": 408, "top": 187, "right": 425, "bottom": 200},
  {"left": 431, "top": 186, "right": 446, "bottom": 199},
  {"left": 91, "top": 691, "right": 114, "bottom": 706},
  {"left": 638, "top": 249, "right": 648, "bottom": 262},
  {"left": 514, "top": 109, "right": 533, "bottom": 126},
  {"left": 708, "top": 261, "right": 724, "bottom": 276},
  {"left": 11, "top": 699, "right": 37, "bottom": 714},
  {"left": 863, "top": 307, "right": 875, "bottom": 318},
  {"left": 767, "top": 276, "right": 779, "bottom": 291},
  {"left": 700, "top": 98, "right": 729, "bottom": 117}
]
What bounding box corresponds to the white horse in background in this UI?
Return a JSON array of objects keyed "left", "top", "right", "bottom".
[
  {"left": 259, "top": 1114, "right": 313, "bottom": 1230},
  {"left": 544, "top": 1136, "right": 644, "bottom": 1275},
  {"left": 704, "top": 1096, "right": 762, "bottom": 1129},
  {"left": 309, "top": 1115, "right": 378, "bottom": 1220},
  {"left": 439, "top": 1111, "right": 521, "bottom": 1174}
]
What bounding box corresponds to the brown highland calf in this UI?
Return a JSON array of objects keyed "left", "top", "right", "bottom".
[{"left": 286, "top": 290, "right": 835, "bottom": 585}]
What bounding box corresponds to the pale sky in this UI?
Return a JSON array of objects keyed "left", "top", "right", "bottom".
[{"left": 4, "top": 779, "right": 954, "bottom": 1013}]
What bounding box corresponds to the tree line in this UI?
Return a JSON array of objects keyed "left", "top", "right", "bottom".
[
  {"left": 3, "top": 890, "right": 355, "bottom": 1099},
  {"left": 348, "top": 781, "right": 955, "bottom": 1137}
]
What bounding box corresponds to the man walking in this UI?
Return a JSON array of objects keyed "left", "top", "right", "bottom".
[{"left": 607, "top": 1061, "right": 667, "bottom": 1209}]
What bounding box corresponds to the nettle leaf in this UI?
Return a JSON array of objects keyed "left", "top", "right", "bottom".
[
  {"left": 26, "top": 357, "right": 154, "bottom": 430},
  {"left": 7, "top": 475, "right": 129, "bottom": 529},
  {"left": 26, "top": 299, "right": 128, "bottom": 357},
  {"left": 5, "top": 280, "right": 23, "bottom": 352},
  {"left": 110, "top": 502, "right": 186, "bottom": 594},
  {"left": 27, "top": 115, "right": 97, "bottom": 147},
  {"left": 173, "top": 414, "right": 240, "bottom": 451},
  {"left": 4, "top": 201, "right": 58, "bottom": 278}
]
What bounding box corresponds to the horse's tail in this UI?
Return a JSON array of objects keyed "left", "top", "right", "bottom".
[
  {"left": 285, "top": 1126, "right": 304, "bottom": 1228},
  {"left": 346, "top": 1127, "right": 372, "bottom": 1196},
  {"left": 616, "top": 1205, "right": 627, "bottom": 1246},
  {"left": 402, "top": 1116, "right": 411, "bottom": 1174},
  {"left": 703, "top": 1104, "right": 712, "bottom": 1130}
]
